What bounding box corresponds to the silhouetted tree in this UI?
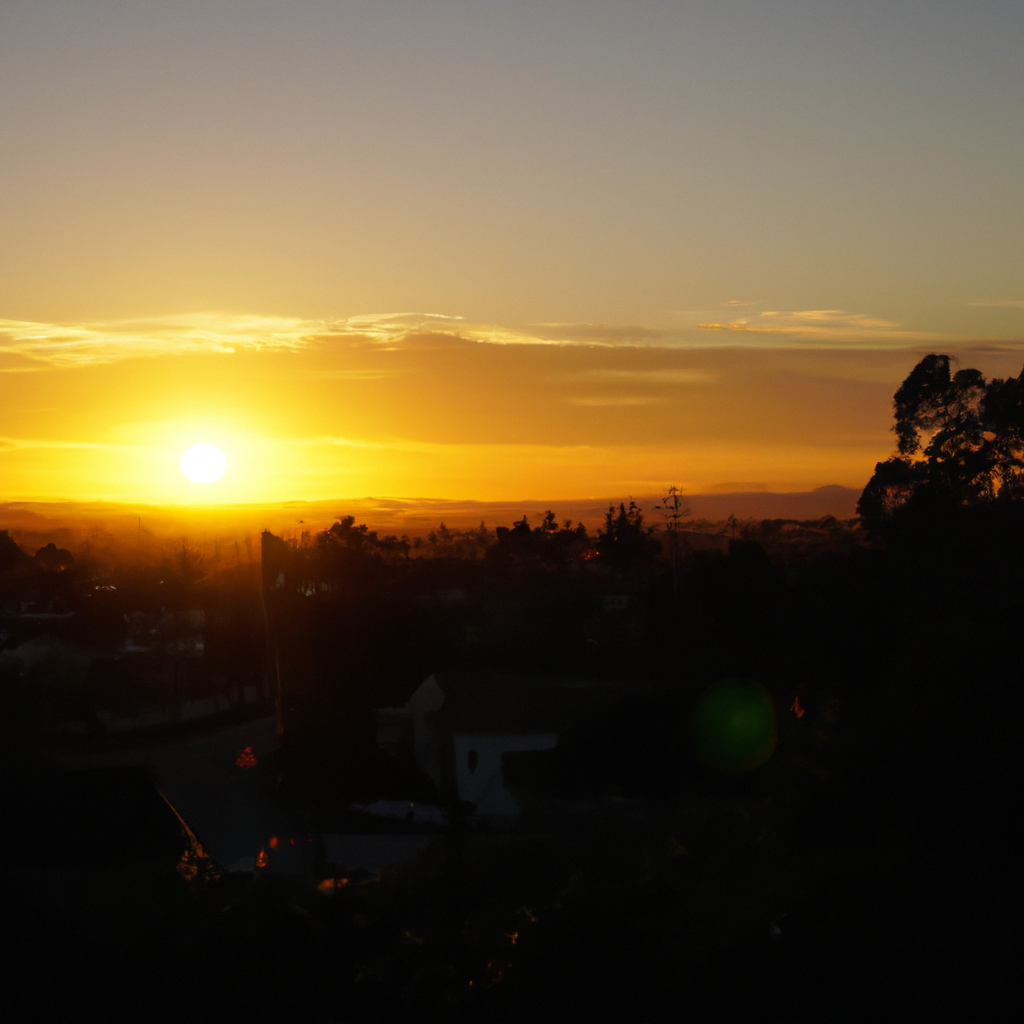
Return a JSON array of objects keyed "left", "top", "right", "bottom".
[
  {"left": 320, "top": 516, "right": 409, "bottom": 561},
  {"left": 0, "top": 531, "right": 28, "bottom": 574},
  {"left": 428, "top": 522, "right": 454, "bottom": 554},
  {"left": 35, "top": 542, "right": 75, "bottom": 573},
  {"left": 597, "top": 501, "right": 658, "bottom": 570},
  {"left": 539, "top": 510, "right": 559, "bottom": 534},
  {"left": 322, "top": 515, "right": 376, "bottom": 552},
  {"left": 421, "top": 521, "right": 490, "bottom": 559},
  {"left": 490, "top": 513, "right": 589, "bottom": 563},
  {"left": 169, "top": 539, "right": 207, "bottom": 587},
  {"left": 981, "top": 369, "right": 1024, "bottom": 498},
  {"left": 859, "top": 353, "right": 1024, "bottom": 535},
  {"left": 857, "top": 457, "right": 916, "bottom": 534}
]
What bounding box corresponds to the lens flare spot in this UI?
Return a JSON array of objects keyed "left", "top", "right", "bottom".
[{"left": 691, "top": 677, "right": 778, "bottom": 773}]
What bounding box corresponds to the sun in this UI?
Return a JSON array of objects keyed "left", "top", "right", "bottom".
[{"left": 180, "top": 443, "right": 227, "bottom": 483}]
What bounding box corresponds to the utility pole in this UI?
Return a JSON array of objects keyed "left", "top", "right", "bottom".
[{"left": 656, "top": 486, "right": 691, "bottom": 594}]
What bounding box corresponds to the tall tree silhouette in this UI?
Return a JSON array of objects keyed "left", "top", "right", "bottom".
[
  {"left": 0, "top": 531, "right": 28, "bottom": 574},
  {"left": 859, "top": 353, "right": 1024, "bottom": 534},
  {"left": 597, "top": 501, "right": 658, "bottom": 570}
]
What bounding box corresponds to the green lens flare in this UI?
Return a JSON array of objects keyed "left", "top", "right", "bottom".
[{"left": 691, "top": 678, "right": 778, "bottom": 773}]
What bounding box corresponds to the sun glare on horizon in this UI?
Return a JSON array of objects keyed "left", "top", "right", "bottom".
[{"left": 180, "top": 443, "right": 227, "bottom": 484}]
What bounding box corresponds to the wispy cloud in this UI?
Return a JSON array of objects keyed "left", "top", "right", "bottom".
[
  {"left": 567, "top": 396, "right": 666, "bottom": 407},
  {"left": 565, "top": 368, "right": 716, "bottom": 385},
  {"left": 0, "top": 311, "right": 593, "bottom": 368},
  {"left": 0, "top": 314, "right": 318, "bottom": 367},
  {"left": 967, "top": 299, "right": 1024, "bottom": 309},
  {"left": 0, "top": 435, "right": 127, "bottom": 451},
  {"left": 697, "top": 309, "right": 953, "bottom": 344},
  {"left": 2, "top": 304, "right": 991, "bottom": 369},
  {"left": 283, "top": 434, "right": 392, "bottom": 449},
  {"left": 0, "top": 311, "right": 496, "bottom": 368},
  {"left": 529, "top": 323, "right": 668, "bottom": 344},
  {"left": 329, "top": 312, "right": 469, "bottom": 346},
  {"left": 314, "top": 369, "right": 404, "bottom": 381}
]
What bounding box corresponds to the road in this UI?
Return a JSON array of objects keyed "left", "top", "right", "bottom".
[{"left": 45, "top": 716, "right": 283, "bottom": 870}]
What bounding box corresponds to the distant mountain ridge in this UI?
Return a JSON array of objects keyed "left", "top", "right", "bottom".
[
  {"left": 0, "top": 486, "right": 863, "bottom": 545},
  {"left": 682, "top": 485, "right": 860, "bottom": 522}
]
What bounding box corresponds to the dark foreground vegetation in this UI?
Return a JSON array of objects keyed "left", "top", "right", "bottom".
[{"left": 2, "top": 354, "right": 1019, "bottom": 1021}]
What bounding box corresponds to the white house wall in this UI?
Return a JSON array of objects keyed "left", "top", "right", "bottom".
[
  {"left": 410, "top": 674, "right": 446, "bottom": 793},
  {"left": 452, "top": 733, "right": 558, "bottom": 817}
]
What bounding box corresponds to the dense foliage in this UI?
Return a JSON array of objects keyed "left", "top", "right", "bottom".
[{"left": 858, "top": 353, "right": 1024, "bottom": 533}]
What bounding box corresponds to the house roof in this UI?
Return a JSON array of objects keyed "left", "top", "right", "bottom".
[{"left": 430, "top": 671, "right": 664, "bottom": 735}]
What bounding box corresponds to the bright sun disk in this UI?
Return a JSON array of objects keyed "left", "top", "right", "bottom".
[{"left": 180, "top": 443, "right": 227, "bottom": 483}]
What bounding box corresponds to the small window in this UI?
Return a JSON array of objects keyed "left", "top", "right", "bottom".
[{"left": 467, "top": 749, "right": 478, "bottom": 774}]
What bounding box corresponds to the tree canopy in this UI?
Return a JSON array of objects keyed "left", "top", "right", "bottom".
[
  {"left": 858, "top": 354, "right": 1024, "bottom": 534},
  {"left": 596, "top": 501, "right": 659, "bottom": 569}
]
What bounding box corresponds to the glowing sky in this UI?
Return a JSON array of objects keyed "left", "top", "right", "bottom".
[{"left": 1, "top": 2, "right": 1021, "bottom": 503}]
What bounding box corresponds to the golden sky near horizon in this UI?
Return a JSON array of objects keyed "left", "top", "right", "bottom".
[
  {"left": 3, "top": 313, "right": 1024, "bottom": 504},
  {"left": 1, "top": 3, "right": 1021, "bottom": 504}
]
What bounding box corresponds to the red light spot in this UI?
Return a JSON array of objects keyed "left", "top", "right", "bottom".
[
  {"left": 235, "top": 746, "right": 258, "bottom": 768},
  {"left": 289, "top": 838, "right": 295, "bottom": 846},
  {"left": 269, "top": 836, "right": 279, "bottom": 849},
  {"left": 318, "top": 877, "right": 349, "bottom": 892},
  {"left": 791, "top": 695, "right": 805, "bottom": 719}
]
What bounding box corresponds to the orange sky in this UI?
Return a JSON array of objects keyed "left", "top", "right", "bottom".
[
  {"left": 1, "top": 4, "right": 1021, "bottom": 505},
  {"left": 2, "top": 312, "right": 1023, "bottom": 505}
]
